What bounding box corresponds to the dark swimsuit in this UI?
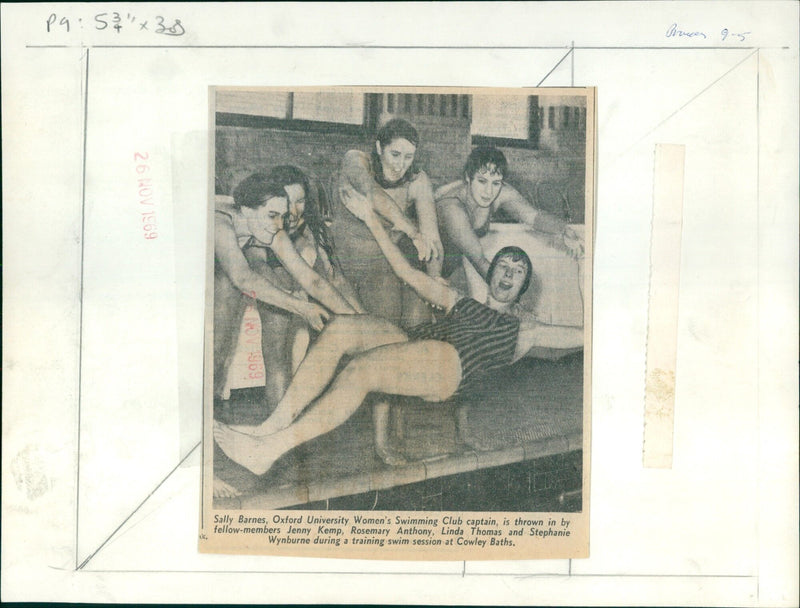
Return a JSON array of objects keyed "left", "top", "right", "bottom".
[
  {"left": 405, "top": 297, "right": 520, "bottom": 396},
  {"left": 215, "top": 206, "right": 310, "bottom": 269},
  {"left": 241, "top": 222, "right": 308, "bottom": 268}
]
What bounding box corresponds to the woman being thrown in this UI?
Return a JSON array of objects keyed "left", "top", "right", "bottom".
[{"left": 214, "top": 187, "right": 585, "bottom": 477}]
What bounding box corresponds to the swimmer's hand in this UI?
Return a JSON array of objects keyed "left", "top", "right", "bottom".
[
  {"left": 298, "top": 300, "right": 329, "bottom": 331},
  {"left": 410, "top": 230, "right": 439, "bottom": 263},
  {"left": 429, "top": 234, "right": 445, "bottom": 263},
  {"left": 562, "top": 226, "right": 585, "bottom": 259}
]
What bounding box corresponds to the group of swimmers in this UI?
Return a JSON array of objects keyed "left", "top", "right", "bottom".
[{"left": 212, "top": 118, "right": 585, "bottom": 487}]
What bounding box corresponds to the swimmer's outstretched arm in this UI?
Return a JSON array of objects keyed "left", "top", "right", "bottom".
[
  {"left": 512, "top": 255, "right": 586, "bottom": 361},
  {"left": 498, "top": 185, "right": 584, "bottom": 258},
  {"left": 215, "top": 216, "right": 329, "bottom": 330},
  {"left": 340, "top": 151, "right": 417, "bottom": 239},
  {"left": 341, "top": 188, "right": 457, "bottom": 312},
  {"left": 513, "top": 321, "right": 583, "bottom": 361},
  {"left": 408, "top": 171, "right": 444, "bottom": 270},
  {"left": 269, "top": 230, "right": 362, "bottom": 314},
  {"left": 318, "top": 250, "right": 364, "bottom": 314}
]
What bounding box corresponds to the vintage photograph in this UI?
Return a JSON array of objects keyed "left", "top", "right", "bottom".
[{"left": 202, "top": 87, "right": 593, "bottom": 558}]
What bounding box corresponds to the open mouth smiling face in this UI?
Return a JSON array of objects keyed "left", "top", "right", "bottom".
[{"left": 489, "top": 256, "right": 529, "bottom": 303}]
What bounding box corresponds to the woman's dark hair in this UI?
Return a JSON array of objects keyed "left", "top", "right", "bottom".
[
  {"left": 266, "top": 165, "right": 334, "bottom": 263},
  {"left": 232, "top": 172, "right": 287, "bottom": 210},
  {"left": 464, "top": 146, "right": 508, "bottom": 180},
  {"left": 376, "top": 117, "right": 420, "bottom": 149},
  {"left": 487, "top": 246, "right": 533, "bottom": 300},
  {"left": 370, "top": 118, "right": 421, "bottom": 188}
]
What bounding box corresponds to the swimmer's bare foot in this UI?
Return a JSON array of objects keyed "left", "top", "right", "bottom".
[
  {"left": 227, "top": 421, "right": 264, "bottom": 436},
  {"left": 213, "top": 420, "right": 280, "bottom": 476},
  {"left": 375, "top": 443, "right": 408, "bottom": 466},
  {"left": 213, "top": 476, "right": 241, "bottom": 498},
  {"left": 229, "top": 410, "right": 294, "bottom": 437}
]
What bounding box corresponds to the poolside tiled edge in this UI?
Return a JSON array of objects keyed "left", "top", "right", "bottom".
[{"left": 233, "top": 435, "right": 582, "bottom": 509}]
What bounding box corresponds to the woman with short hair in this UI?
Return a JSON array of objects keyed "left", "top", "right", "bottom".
[{"left": 436, "top": 146, "right": 584, "bottom": 281}]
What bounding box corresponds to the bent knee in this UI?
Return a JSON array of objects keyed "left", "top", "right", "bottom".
[
  {"left": 322, "top": 314, "right": 363, "bottom": 335},
  {"left": 317, "top": 315, "right": 354, "bottom": 342},
  {"left": 338, "top": 355, "right": 372, "bottom": 384},
  {"left": 318, "top": 316, "right": 360, "bottom": 351}
]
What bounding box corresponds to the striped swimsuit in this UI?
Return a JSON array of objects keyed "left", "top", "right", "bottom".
[{"left": 405, "top": 297, "right": 520, "bottom": 396}]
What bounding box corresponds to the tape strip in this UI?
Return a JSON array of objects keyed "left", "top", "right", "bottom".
[{"left": 643, "top": 144, "right": 685, "bottom": 468}]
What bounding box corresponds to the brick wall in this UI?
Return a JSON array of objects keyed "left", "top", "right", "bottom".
[
  {"left": 215, "top": 126, "right": 365, "bottom": 197},
  {"left": 499, "top": 146, "right": 586, "bottom": 224},
  {"left": 215, "top": 123, "right": 585, "bottom": 223}
]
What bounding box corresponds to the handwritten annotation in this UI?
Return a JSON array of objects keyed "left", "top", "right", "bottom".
[
  {"left": 46, "top": 12, "right": 185, "bottom": 36},
  {"left": 665, "top": 23, "right": 751, "bottom": 42}
]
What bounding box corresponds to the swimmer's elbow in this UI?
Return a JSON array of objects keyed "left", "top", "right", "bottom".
[{"left": 228, "top": 267, "right": 260, "bottom": 295}]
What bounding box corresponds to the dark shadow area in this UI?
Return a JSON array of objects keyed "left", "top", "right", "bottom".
[{"left": 287, "top": 451, "right": 583, "bottom": 513}]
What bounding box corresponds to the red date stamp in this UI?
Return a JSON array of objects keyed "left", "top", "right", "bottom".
[
  {"left": 241, "top": 291, "right": 265, "bottom": 379},
  {"left": 135, "top": 152, "right": 158, "bottom": 240}
]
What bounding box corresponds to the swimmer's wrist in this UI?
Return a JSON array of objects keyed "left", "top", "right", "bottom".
[
  {"left": 390, "top": 215, "right": 416, "bottom": 237},
  {"left": 532, "top": 211, "right": 566, "bottom": 235},
  {"left": 364, "top": 211, "right": 382, "bottom": 230},
  {"left": 289, "top": 297, "right": 311, "bottom": 317}
]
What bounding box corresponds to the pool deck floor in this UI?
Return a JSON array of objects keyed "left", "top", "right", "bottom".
[{"left": 214, "top": 353, "right": 584, "bottom": 510}]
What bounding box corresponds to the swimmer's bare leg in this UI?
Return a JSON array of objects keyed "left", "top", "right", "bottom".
[
  {"left": 232, "top": 315, "right": 407, "bottom": 437},
  {"left": 214, "top": 340, "right": 460, "bottom": 476},
  {"left": 212, "top": 476, "right": 241, "bottom": 498}
]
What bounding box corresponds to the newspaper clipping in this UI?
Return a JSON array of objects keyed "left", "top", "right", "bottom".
[{"left": 200, "top": 86, "right": 594, "bottom": 559}]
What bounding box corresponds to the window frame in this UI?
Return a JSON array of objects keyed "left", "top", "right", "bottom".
[
  {"left": 215, "top": 92, "right": 381, "bottom": 136},
  {"left": 470, "top": 96, "right": 541, "bottom": 150},
  {"left": 215, "top": 92, "right": 544, "bottom": 150}
]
